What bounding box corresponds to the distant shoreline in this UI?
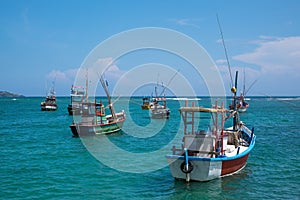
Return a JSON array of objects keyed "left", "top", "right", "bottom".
[{"left": 0, "top": 91, "right": 25, "bottom": 98}]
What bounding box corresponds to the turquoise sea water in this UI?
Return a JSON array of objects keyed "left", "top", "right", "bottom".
[{"left": 0, "top": 97, "right": 299, "bottom": 199}]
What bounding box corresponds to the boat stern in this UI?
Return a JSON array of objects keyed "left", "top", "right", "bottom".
[{"left": 166, "top": 155, "right": 222, "bottom": 182}]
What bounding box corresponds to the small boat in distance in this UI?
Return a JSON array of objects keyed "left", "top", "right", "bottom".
[
  {"left": 67, "top": 85, "right": 86, "bottom": 115},
  {"left": 141, "top": 97, "right": 153, "bottom": 110},
  {"left": 150, "top": 84, "right": 170, "bottom": 119},
  {"left": 166, "top": 71, "right": 256, "bottom": 182},
  {"left": 237, "top": 93, "right": 249, "bottom": 112},
  {"left": 229, "top": 93, "right": 249, "bottom": 112},
  {"left": 229, "top": 69, "right": 249, "bottom": 112},
  {"left": 150, "top": 97, "right": 170, "bottom": 119},
  {"left": 68, "top": 69, "right": 90, "bottom": 115},
  {"left": 41, "top": 82, "right": 57, "bottom": 111},
  {"left": 69, "top": 75, "right": 126, "bottom": 136}
]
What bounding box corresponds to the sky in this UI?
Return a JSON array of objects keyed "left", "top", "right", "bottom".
[{"left": 0, "top": 0, "right": 299, "bottom": 96}]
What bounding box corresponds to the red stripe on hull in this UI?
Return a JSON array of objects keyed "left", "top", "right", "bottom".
[{"left": 221, "top": 154, "right": 249, "bottom": 176}]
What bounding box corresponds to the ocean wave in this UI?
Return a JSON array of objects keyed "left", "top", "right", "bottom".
[{"left": 275, "top": 97, "right": 300, "bottom": 101}]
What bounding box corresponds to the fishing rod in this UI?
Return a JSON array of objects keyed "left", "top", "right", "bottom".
[
  {"left": 158, "top": 69, "right": 180, "bottom": 97},
  {"left": 216, "top": 14, "right": 234, "bottom": 88},
  {"left": 245, "top": 79, "right": 258, "bottom": 96}
]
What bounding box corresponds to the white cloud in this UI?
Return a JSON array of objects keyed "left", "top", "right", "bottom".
[
  {"left": 93, "top": 57, "right": 114, "bottom": 69},
  {"left": 170, "top": 18, "right": 203, "bottom": 29},
  {"left": 216, "top": 62, "right": 261, "bottom": 95},
  {"left": 46, "top": 68, "right": 78, "bottom": 82},
  {"left": 92, "top": 57, "right": 124, "bottom": 79},
  {"left": 46, "top": 70, "right": 66, "bottom": 81},
  {"left": 233, "top": 36, "right": 300, "bottom": 76},
  {"left": 224, "top": 36, "right": 300, "bottom": 96},
  {"left": 44, "top": 68, "right": 79, "bottom": 95},
  {"left": 215, "top": 59, "right": 227, "bottom": 64},
  {"left": 106, "top": 64, "right": 118, "bottom": 72}
]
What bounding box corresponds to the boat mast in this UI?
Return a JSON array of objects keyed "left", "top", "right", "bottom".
[
  {"left": 99, "top": 75, "right": 116, "bottom": 120},
  {"left": 233, "top": 71, "right": 238, "bottom": 130},
  {"left": 85, "top": 69, "right": 89, "bottom": 102},
  {"left": 50, "top": 81, "right": 55, "bottom": 97},
  {"left": 243, "top": 68, "right": 246, "bottom": 96}
]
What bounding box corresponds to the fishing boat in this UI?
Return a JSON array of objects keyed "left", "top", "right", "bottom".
[
  {"left": 229, "top": 93, "right": 249, "bottom": 113},
  {"left": 67, "top": 85, "right": 86, "bottom": 115},
  {"left": 236, "top": 94, "right": 249, "bottom": 112},
  {"left": 229, "top": 69, "right": 249, "bottom": 112},
  {"left": 141, "top": 97, "right": 153, "bottom": 110},
  {"left": 41, "top": 82, "right": 57, "bottom": 111},
  {"left": 150, "top": 83, "right": 170, "bottom": 119},
  {"left": 166, "top": 71, "right": 256, "bottom": 182},
  {"left": 150, "top": 97, "right": 170, "bottom": 119},
  {"left": 69, "top": 75, "right": 126, "bottom": 136},
  {"left": 68, "top": 69, "right": 90, "bottom": 115}
]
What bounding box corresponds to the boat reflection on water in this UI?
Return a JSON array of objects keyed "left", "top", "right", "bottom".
[{"left": 171, "top": 166, "right": 252, "bottom": 199}]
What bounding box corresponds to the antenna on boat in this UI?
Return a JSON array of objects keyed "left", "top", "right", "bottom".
[{"left": 216, "top": 14, "right": 234, "bottom": 88}]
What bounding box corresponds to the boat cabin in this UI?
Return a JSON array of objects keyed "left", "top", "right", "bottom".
[{"left": 172, "top": 101, "right": 248, "bottom": 158}]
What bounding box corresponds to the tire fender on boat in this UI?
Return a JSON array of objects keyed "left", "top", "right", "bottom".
[{"left": 180, "top": 161, "right": 193, "bottom": 174}]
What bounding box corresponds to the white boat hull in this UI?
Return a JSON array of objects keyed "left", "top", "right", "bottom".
[
  {"left": 166, "top": 150, "right": 250, "bottom": 182},
  {"left": 167, "top": 158, "right": 221, "bottom": 181},
  {"left": 41, "top": 105, "right": 57, "bottom": 111},
  {"left": 238, "top": 107, "right": 247, "bottom": 112},
  {"left": 70, "top": 111, "right": 126, "bottom": 136},
  {"left": 44, "top": 105, "right": 57, "bottom": 110}
]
